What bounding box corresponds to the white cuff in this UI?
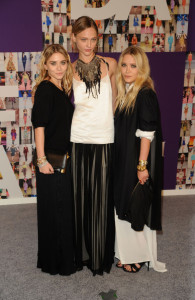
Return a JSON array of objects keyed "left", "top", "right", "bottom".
[{"left": 135, "top": 129, "right": 155, "bottom": 142}]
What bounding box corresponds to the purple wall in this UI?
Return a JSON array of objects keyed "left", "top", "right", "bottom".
[{"left": 0, "top": 0, "right": 42, "bottom": 52}]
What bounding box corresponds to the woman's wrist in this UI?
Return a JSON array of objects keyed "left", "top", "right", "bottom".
[{"left": 137, "top": 160, "right": 148, "bottom": 172}]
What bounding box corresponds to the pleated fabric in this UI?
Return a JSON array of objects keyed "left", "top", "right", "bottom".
[
  {"left": 71, "top": 143, "right": 115, "bottom": 275},
  {"left": 36, "top": 163, "right": 76, "bottom": 276}
]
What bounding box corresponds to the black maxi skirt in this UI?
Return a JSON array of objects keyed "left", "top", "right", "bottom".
[
  {"left": 71, "top": 143, "right": 115, "bottom": 275},
  {"left": 36, "top": 163, "right": 76, "bottom": 275}
]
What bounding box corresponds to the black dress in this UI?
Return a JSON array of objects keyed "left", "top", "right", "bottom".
[
  {"left": 31, "top": 81, "right": 76, "bottom": 275},
  {"left": 114, "top": 87, "right": 163, "bottom": 231}
]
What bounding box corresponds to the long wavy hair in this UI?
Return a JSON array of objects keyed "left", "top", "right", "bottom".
[
  {"left": 115, "top": 46, "right": 155, "bottom": 113},
  {"left": 32, "top": 44, "right": 73, "bottom": 95}
]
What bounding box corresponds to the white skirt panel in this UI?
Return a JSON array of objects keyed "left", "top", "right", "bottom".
[{"left": 115, "top": 211, "right": 167, "bottom": 272}]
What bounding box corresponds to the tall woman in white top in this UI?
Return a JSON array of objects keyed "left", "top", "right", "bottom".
[{"left": 71, "top": 16, "right": 117, "bottom": 275}]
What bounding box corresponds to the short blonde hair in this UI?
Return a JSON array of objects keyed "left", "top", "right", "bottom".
[
  {"left": 115, "top": 46, "right": 154, "bottom": 113},
  {"left": 33, "top": 44, "right": 72, "bottom": 95}
]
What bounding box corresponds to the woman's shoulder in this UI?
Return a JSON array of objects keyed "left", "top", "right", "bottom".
[
  {"left": 98, "top": 55, "right": 117, "bottom": 68},
  {"left": 137, "top": 87, "right": 157, "bottom": 101}
]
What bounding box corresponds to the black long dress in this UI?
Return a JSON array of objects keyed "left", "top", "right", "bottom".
[
  {"left": 31, "top": 81, "right": 76, "bottom": 275},
  {"left": 114, "top": 87, "right": 163, "bottom": 231}
]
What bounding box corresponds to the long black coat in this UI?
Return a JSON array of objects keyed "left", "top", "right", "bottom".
[{"left": 114, "top": 88, "right": 163, "bottom": 231}]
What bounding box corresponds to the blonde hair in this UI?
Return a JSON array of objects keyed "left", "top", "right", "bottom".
[
  {"left": 115, "top": 46, "right": 154, "bottom": 113},
  {"left": 32, "top": 44, "right": 72, "bottom": 95}
]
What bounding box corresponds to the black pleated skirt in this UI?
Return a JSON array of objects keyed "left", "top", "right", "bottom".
[
  {"left": 36, "top": 163, "right": 76, "bottom": 275},
  {"left": 71, "top": 143, "right": 115, "bottom": 275}
]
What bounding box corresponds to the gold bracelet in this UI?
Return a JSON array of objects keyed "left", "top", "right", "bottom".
[
  {"left": 37, "top": 160, "right": 48, "bottom": 168},
  {"left": 137, "top": 164, "right": 147, "bottom": 172},
  {"left": 37, "top": 156, "right": 46, "bottom": 162},
  {"left": 138, "top": 160, "right": 148, "bottom": 167},
  {"left": 37, "top": 156, "right": 47, "bottom": 166}
]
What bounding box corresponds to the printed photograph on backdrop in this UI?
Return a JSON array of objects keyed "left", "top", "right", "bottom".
[
  {"left": 188, "top": 136, "right": 195, "bottom": 151},
  {"left": 177, "top": 152, "right": 188, "bottom": 169},
  {"left": 0, "top": 54, "right": 5, "bottom": 71},
  {"left": 129, "top": 14, "right": 141, "bottom": 34},
  {"left": 178, "top": 0, "right": 190, "bottom": 14},
  {"left": 5, "top": 97, "right": 19, "bottom": 110},
  {"left": 183, "top": 87, "right": 193, "bottom": 103},
  {"left": 140, "top": 34, "right": 153, "bottom": 52},
  {"left": 116, "top": 34, "right": 128, "bottom": 52},
  {"left": 188, "top": 148, "right": 195, "bottom": 168},
  {"left": 165, "top": 15, "right": 177, "bottom": 34},
  {"left": 0, "top": 72, "right": 5, "bottom": 86},
  {"left": 41, "top": 0, "right": 53, "bottom": 12},
  {"left": 19, "top": 108, "right": 32, "bottom": 127},
  {"left": 19, "top": 91, "right": 32, "bottom": 109},
  {"left": 17, "top": 71, "right": 32, "bottom": 91},
  {"left": 175, "top": 31, "right": 187, "bottom": 51},
  {"left": 104, "top": 18, "right": 117, "bottom": 34},
  {"left": 181, "top": 103, "right": 192, "bottom": 120},
  {"left": 179, "top": 136, "right": 190, "bottom": 153},
  {"left": 176, "top": 168, "right": 186, "bottom": 185},
  {"left": 180, "top": 120, "right": 191, "bottom": 136},
  {"left": 190, "top": 119, "right": 195, "bottom": 136},
  {"left": 184, "top": 69, "right": 195, "bottom": 87},
  {"left": 19, "top": 126, "right": 32, "bottom": 145},
  {"left": 191, "top": 104, "right": 195, "bottom": 120},
  {"left": 18, "top": 52, "right": 31, "bottom": 72},
  {"left": 142, "top": 6, "right": 155, "bottom": 15},
  {"left": 54, "top": 13, "right": 67, "bottom": 33},
  {"left": 43, "top": 32, "right": 54, "bottom": 48},
  {"left": 95, "top": 20, "right": 104, "bottom": 34},
  {"left": 19, "top": 161, "right": 32, "bottom": 180},
  {"left": 42, "top": 12, "right": 54, "bottom": 32},
  {"left": 4, "top": 52, "right": 18, "bottom": 72},
  {"left": 6, "top": 126, "right": 19, "bottom": 146},
  {"left": 152, "top": 34, "right": 165, "bottom": 52},
  {"left": 0, "top": 97, "right": 6, "bottom": 110},
  {"left": 19, "top": 144, "right": 32, "bottom": 164},
  {"left": 30, "top": 52, "right": 41, "bottom": 73},
  {"left": 165, "top": 32, "right": 175, "bottom": 52},
  {"left": 103, "top": 34, "right": 117, "bottom": 52},
  {"left": 6, "top": 144, "right": 19, "bottom": 163},
  {"left": 141, "top": 14, "right": 154, "bottom": 34},
  {"left": 5, "top": 71, "right": 17, "bottom": 86},
  {"left": 10, "top": 162, "right": 19, "bottom": 180},
  {"left": 19, "top": 178, "right": 31, "bottom": 197},
  {"left": 127, "top": 34, "right": 141, "bottom": 47},
  {"left": 176, "top": 14, "right": 188, "bottom": 35},
  {"left": 117, "top": 20, "right": 129, "bottom": 34},
  {"left": 130, "top": 6, "right": 142, "bottom": 15},
  {"left": 153, "top": 16, "right": 165, "bottom": 34},
  {"left": 53, "top": 0, "right": 66, "bottom": 13},
  {"left": 0, "top": 127, "right": 6, "bottom": 146},
  {"left": 54, "top": 33, "right": 67, "bottom": 48}
]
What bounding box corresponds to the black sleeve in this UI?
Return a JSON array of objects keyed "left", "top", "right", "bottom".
[
  {"left": 137, "top": 88, "right": 159, "bottom": 132},
  {"left": 31, "top": 84, "right": 53, "bottom": 128}
]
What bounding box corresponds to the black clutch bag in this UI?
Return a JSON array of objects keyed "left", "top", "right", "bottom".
[
  {"left": 125, "top": 177, "right": 153, "bottom": 231},
  {"left": 33, "top": 149, "right": 69, "bottom": 173}
]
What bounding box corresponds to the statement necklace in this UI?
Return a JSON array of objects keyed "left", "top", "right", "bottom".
[{"left": 75, "top": 55, "right": 102, "bottom": 98}]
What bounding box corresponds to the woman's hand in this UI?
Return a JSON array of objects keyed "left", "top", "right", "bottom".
[
  {"left": 39, "top": 162, "right": 54, "bottom": 174},
  {"left": 137, "top": 169, "right": 149, "bottom": 185}
]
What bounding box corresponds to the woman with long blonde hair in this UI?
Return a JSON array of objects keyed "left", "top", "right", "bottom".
[
  {"left": 31, "top": 44, "right": 76, "bottom": 275},
  {"left": 114, "top": 46, "right": 167, "bottom": 273}
]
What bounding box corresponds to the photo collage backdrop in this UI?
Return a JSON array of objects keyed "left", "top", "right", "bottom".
[
  {"left": 176, "top": 51, "right": 195, "bottom": 190},
  {"left": 0, "top": 0, "right": 192, "bottom": 199}
]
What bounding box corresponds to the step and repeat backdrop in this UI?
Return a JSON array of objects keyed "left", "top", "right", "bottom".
[{"left": 0, "top": 0, "right": 194, "bottom": 200}]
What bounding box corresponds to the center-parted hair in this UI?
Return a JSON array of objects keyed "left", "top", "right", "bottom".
[
  {"left": 33, "top": 44, "right": 73, "bottom": 95},
  {"left": 72, "top": 16, "right": 98, "bottom": 36},
  {"left": 115, "top": 46, "right": 154, "bottom": 113}
]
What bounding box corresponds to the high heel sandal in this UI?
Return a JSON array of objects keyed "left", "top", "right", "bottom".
[{"left": 123, "top": 261, "right": 150, "bottom": 273}]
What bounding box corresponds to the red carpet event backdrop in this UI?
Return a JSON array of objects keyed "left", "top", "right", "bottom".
[{"left": 0, "top": 0, "right": 194, "bottom": 199}]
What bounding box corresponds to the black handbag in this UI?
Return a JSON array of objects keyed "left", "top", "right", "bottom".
[
  {"left": 125, "top": 176, "right": 153, "bottom": 231},
  {"left": 33, "top": 149, "right": 70, "bottom": 173}
]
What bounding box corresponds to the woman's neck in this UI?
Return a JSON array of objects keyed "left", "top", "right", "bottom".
[{"left": 78, "top": 52, "right": 95, "bottom": 63}]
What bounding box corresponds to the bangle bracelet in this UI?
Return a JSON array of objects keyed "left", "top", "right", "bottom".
[
  {"left": 38, "top": 160, "right": 48, "bottom": 168},
  {"left": 138, "top": 160, "right": 148, "bottom": 167},
  {"left": 137, "top": 164, "right": 147, "bottom": 172}
]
